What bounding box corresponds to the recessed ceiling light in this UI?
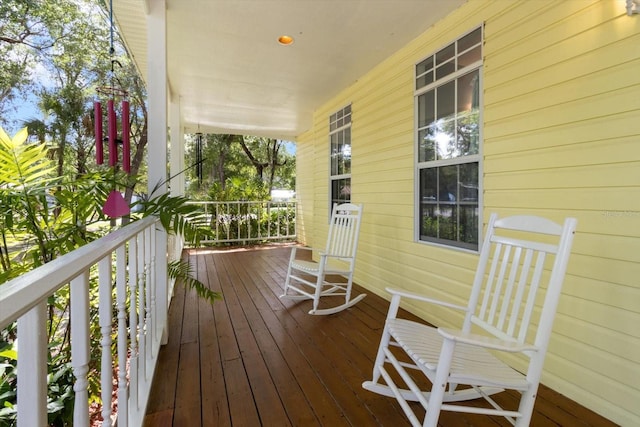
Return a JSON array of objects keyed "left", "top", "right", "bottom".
[{"left": 278, "top": 35, "right": 294, "bottom": 45}]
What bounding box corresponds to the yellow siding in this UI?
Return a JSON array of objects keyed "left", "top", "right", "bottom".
[{"left": 295, "top": 0, "right": 639, "bottom": 425}]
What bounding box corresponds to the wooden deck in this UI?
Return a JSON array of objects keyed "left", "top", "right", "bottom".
[{"left": 143, "top": 245, "right": 617, "bottom": 427}]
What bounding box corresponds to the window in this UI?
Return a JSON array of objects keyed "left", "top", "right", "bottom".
[
  {"left": 330, "top": 104, "right": 352, "bottom": 208},
  {"left": 415, "top": 26, "right": 482, "bottom": 250}
]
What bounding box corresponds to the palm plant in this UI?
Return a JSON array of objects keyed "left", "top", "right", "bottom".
[{"left": 0, "top": 127, "right": 219, "bottom": 425}]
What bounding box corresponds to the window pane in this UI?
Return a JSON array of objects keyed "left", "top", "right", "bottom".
[
  {"left": 438, "top": 165, "right": 458, "bottom": 203},
  {"left": 331, "top": 178, "right": 351, "bottom": 205},
  {"left": 416, "top": 56, "right": 434, "bottom": 75},
  {"left": 419, "top": 168, "right": 438, "bottom": 238},
  {"left": 459, "top": 204, "right": 479, "bottom": 244},
  {"left": 342, "top": 128, "right": 351, "bottom": 174},
  {"left": 418, "top": 127, "right": 436, "bottom": 162},
  {"left": 416, "top": 71, "right": 433, "bottom": 90},
  {"left": 457, "top": 70, "right": 480, "bottom": 156},
  {"left": 457, "top": 70, "right": 480, "bottom": 113},
  {"left": 336, "top": 131, "right": 344, "bottom": 175},
  {"left": 330, "top": 133, "right": 338, "bottom": 175},
  {"left": 438, "top": 205, "right": 457, "bottom": 241},
  {"left": 458, "top": 27, "right": 481, "bottom": 53},
  {"left": 433, "top": 118, "right": 457, "bottom": 160},
  {"left": 435, "top": 61, "right": 456, "bottom": 80},
  {"left": 437, "top": 80, "right": 455, "bottom": 120},
  {"left": 459, "top": 162, "right": 478, "bottom": 202},
  {"left": 420, "top": 168, "right": 438, "bottom": 201},
  {"left": 417, "top": 90, "right": 435, "bottom": 128},
  {"left": 458, "top": 47, "right": 481, "bottom": 69},
  {"left": 436, "top": 43, "right": 455, "bottom": 65},
  {"left": 419, "top": 163, "right": 479, "bottom": 247}
]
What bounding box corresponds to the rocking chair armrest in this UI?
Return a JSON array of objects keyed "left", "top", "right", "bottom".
[
  {"left": 438, "top": 328, "right": 539, "bottom": 353},
  {"left": 386, "top": 288, "right": 468, "bottom": 312},
  {"left": 291, "top": 246, "right": 322, "bottom": 258},
  {"left": 292, "top": 246, "right": 314, "bottom": 253}
]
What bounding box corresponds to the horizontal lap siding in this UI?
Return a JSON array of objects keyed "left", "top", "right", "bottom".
[
  {"left": 295, "top": 130, "right": 316, "bottom": 248},
  {"left": 296, "top": 0, "right": 639, "bottom": 425},
  {"left": 483, "top": 1, "right": 640, "bottom": 426}
]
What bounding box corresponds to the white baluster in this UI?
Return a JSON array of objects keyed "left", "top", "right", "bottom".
[
  {"left": 17, "top": 301, "right": 47, "bottom": 427},
  {"left": 128, "top": 236, "right": 139, "bottom": 411},
  {"left": 70, "top": 271, "right": 90, "bottom": 426},
  {"left": 137, "top": 231, "right": 147, "bottom": 382},
  {"left": 144, "top": 226, "right": 152, "bottom": 373},
  {"left": 149, "top": 225, "right": 157, "bottom": 356},
  {"left": 98, "top": 255, "right": 113, "bottom": 427},
  {"left": 116, "top": 245, "right": 128, "bottom": 427}
]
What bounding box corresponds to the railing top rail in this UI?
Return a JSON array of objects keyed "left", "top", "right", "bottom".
[
  {"left": 185, "top": 200, "right": 296, "bottom": 205},
  {"left": 0, "top": 216, "right": 159, "bottom": 330}
]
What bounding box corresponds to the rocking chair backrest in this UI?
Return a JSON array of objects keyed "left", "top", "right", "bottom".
[
  {"left": 325, "top": 203, "right": 363, "bottom": 261},
  {"left": 464, "top": 214, "right": 577, "bottom": 354}
]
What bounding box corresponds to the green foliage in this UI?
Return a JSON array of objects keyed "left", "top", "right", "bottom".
[
  {"left": 184, "top": 134, "right": 295, "bottom": 200},
  {"left": 0, "top": 332, "right": 17, "bottom": 427},
  {"left": 168, "top": 260, "right": 220, "bottom": 304},
  {"left": 139, "top": 192, "right": 213, "bottom": 247},
  {"left": 208, "top": 176, "right": 269, "bottom": 202},
  {"left": 0, "top": 126, "right": 216, "bottom": 426}
]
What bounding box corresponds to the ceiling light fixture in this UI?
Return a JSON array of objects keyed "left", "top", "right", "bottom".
[
  {"left": 628, "top": 0, "right": 640, "bottom": 15},
  {"left": 278, "top": 35, "right": 294, "bottom": 45}
]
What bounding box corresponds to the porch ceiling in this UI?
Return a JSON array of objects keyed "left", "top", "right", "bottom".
[{"left": 112, "top": 0, "right": 464, "bottom": 139}]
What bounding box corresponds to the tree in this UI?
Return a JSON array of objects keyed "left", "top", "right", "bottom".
[
  {"left": 0, "top": 1, "right": 83, "bottom": 120},
  {"left": 1, "top": 0, "right": 147, "bottom": 208},
  {"left": 238, "top": 136, "right": 289, "bottom": 193},
  {"left": 185, "top": 133, "right": 295, "bottom": 200}
]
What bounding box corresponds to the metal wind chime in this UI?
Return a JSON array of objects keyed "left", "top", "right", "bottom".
[
  {"left": 95, "top": 0, "right": 131, "bottom": 218},
  {"left": 195, "top": 132, "right": 204, "bottom": 186}
]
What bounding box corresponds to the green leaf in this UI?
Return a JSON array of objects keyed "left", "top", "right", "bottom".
[{"left": 0, "top": 350, "right": 16, "bottom": 361}]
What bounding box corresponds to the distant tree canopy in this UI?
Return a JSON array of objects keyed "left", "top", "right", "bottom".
[
  {"left": 0, "top": 0, "right": 296, "bottom": 205},
  {"left": 185, "top": 133, "right": 296, "bottom": 201},
  {"left": 0, "top": 0, "right": 148, "bottom": 200}
]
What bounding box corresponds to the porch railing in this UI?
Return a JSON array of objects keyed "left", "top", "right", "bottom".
[
  {"left": 0, "top": 216, "right": 165, "bottom": 427},
  {"left": 187, "top": 200, "right": 297, "bottom": 245}
]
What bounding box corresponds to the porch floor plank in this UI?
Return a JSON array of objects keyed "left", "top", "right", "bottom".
[{"left": 143, "top": 245, "right": 618, "bottom": 427}]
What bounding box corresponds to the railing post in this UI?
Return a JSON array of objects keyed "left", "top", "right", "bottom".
[
  {"left": 70, "top": 271, "right": 90, "bottom": 426},
  {"left": 16, "top": 301, "right": 47, "bottom": 427}
]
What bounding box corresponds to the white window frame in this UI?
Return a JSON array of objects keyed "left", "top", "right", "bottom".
[
  {"left": 414, "top": 26, "right": 483, "bottom": 251},
  {"left": 329, "top": 104, "right": 352, "bottom": 212}
]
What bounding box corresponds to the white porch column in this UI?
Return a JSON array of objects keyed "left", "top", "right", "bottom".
[
  {"left": 146, "top": 0, "right": 169, "bottom": 345},
  {"left": 169, "top": 97, "right": 185, "bottom": 197},
  {"left": 168, "top": 97, "right": 184, "bottom": 291}
]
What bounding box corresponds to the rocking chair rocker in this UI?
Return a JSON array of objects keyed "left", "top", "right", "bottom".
[
  {"left": 363, "top": 213, "right": 577, "bottom": 426},
  {"left": 280, "top": 203, "right": 364, "bottom": 315}
]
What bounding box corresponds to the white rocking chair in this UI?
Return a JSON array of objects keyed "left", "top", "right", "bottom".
[
  {"left": 363, "top": 213, "right": 577, "bottom": 426},
  {"left": 280, "top": 203, "right": 365, "bottom": 315}
]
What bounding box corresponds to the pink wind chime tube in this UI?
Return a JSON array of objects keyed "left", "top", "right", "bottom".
[
  {"left": 122, "top": 100, "right": 130, "bottom": 173},
  {"left": 94, "top": 101, "right": 103, "bottom": 165},
  {"left": 107, "top": 99, "right": 117, "bottom": 167}
]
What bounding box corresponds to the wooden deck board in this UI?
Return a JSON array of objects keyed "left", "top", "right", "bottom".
[{"left": 144, "top": 245, "right": 618, "bottom": 427}]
